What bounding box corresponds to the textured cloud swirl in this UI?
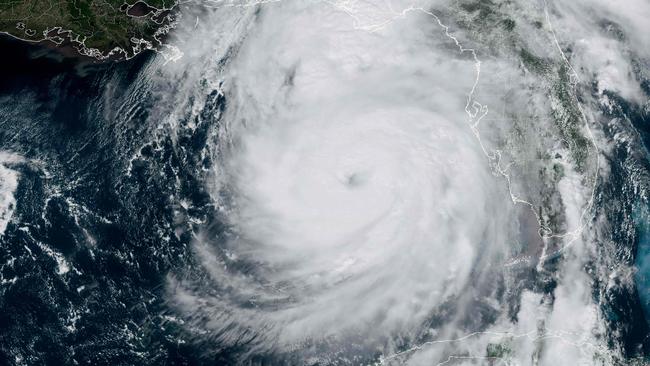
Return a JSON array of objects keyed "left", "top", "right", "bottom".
[{"left": 169, "top": 0, "right": 514, "bottom": 357}]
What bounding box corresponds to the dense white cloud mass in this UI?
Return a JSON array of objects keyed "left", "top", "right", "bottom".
[
  {"left": 171, "top": 0, "right": 516, "bottom": 350},
  {"left": 0, "top": 152, "right": 23, "bottom": 236},
  {"left": 154, "top": 0, "right": 649, "bottom": 364},
  {"left": 223, "top": 3, "right": 512, "bottom": 339}
]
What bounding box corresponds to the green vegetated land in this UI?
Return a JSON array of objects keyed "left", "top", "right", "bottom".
[{"left": 0, "top": 0, "right": 177, "bottom": 59}]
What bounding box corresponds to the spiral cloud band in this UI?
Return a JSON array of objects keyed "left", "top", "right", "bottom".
[{"left": 168, "top": 1, "right": 518, "bottom": 358}]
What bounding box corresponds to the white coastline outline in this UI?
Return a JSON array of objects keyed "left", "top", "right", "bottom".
[{"left": 328, "top": 1, "right": 600, "bottom": 263}]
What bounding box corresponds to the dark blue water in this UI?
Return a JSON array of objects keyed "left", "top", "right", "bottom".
[
  {"left": 598, "top": 89, "right": 650, "bottom": 360},
  {"left": 0, "top": 35, "right": 228, "bottom": 365},
  {"left": 634, "top": 205, "right": 650, "bottom": 321}
]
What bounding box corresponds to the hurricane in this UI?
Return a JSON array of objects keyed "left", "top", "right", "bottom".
[
  {"left": 165, "top": 0, "right": 586, "bottom": 363},
  {"left": 1, "top": 0, "right": 649, "bottom": 365},
  {"left": 169, "top": 0, "right": 518, "bottom": 351}
]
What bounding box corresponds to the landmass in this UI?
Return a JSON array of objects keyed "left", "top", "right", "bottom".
[{"left": 0, "top": 0, "right": 178, "bottom": 60}]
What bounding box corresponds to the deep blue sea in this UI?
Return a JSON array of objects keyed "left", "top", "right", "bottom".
[{"left": 0, "top": 36, "right": 222, "bottom": 365}]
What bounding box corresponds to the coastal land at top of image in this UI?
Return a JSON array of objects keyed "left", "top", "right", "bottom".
[{"left": 0, "top": 0, "right": 178, "bottom": 60}]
